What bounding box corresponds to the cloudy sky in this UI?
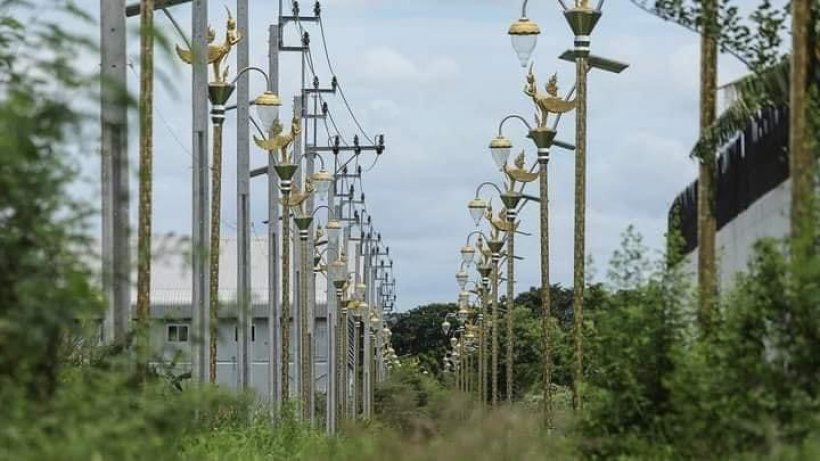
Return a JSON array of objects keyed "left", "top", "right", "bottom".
[{"left": 67, "top": 0, "right": 751, "bottom": 310}]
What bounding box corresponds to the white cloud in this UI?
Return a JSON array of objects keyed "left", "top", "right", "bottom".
[{"left": 358, "top": 47, "right": 458, "bottom": 85}]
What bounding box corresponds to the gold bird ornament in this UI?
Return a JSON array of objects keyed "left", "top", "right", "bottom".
[
  {"left": 504, "top": 150, "right": 539, "bottom": 190},
  {"left": 484, "top": 202, "right": 518, "bottom": 233},
  {"left": 254, "top": 115, "right": 302, "bottom": 163},
  {"left": 524, "top": 64, "right": 576, "bottom": 128},
  {"left": 175, "top": 7, "right": 242, "bottom": 83}
]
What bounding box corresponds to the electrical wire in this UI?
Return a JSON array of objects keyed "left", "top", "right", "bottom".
[{"left": 318, "top": 18, "right": 375, "bottom": 144}]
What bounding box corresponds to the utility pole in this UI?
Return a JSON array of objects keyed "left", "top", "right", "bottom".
[
  {"left": 292, "top": 95, "right": 304, "bottom": 409},
  {"left": 100, "top": 0, "right": 130, "bottom": 345},
  {"left": 306, "top": 85, "right": 319, "bottom": 428},
  {"left": 326, "top": 161, "right": 338, "bottom": 434},
  {"left": 267, "top": 23, "right": 282, "bottom": 409},
  {"left": 191, "top": 0, "right": 210, "bottom": 386},
  {"left": 362, "top": 234, "right": 372, "bottom": 418},
  {"left": 236, "top": 0, "right": 251, "bottom": 392}
]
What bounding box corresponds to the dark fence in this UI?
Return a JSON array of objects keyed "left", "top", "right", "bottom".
[{"left": 668, "top": 106, "right": 790, "bottom": 256}]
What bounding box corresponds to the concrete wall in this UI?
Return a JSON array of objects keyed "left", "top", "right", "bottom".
[{"left": 681, "top": 179, "right": 791, "bottom": 292}]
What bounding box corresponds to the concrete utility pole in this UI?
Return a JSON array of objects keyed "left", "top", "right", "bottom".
[
  {"left": 191, "top": 0, "right": 210, "bottom": 385},
  {"left": 292, "top": 95, "right": 304, "bottom": 406},
  {"left": 100, "top": 0, "right": 130, "bottom": 345},
  {"left": 267, "top": 23, "right": 282, "bottom": 409},
  {"left": 362, "top": 234, "right": 372, "bottom": 418},
  {"left": 306, "top": 86, "right": 319, "bottom": 428},
  {"left": 326, "top": 177, "right": 338, "bottom": 434},
  {"left": 236, "top": 0, "right": 251, "bottom": 392}
]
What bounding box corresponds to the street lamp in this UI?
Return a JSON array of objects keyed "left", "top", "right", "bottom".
[
  {"left": 254, "top": 109, "right": 302, "bottom": 402},
  {"left": 178, "top": 10, "right": 283, "bottom": 385},
  {"left": 468, "top": 199, "right": 487, "bottom": 226},
  {"left": 442, "top": 319, "right": 452, "bottom": 336},
  {"left": 489, "top": 136, "right": 513, "bottom": 171},
  {"left": 455, "top": 270, "right": 469, "bottom": 290},
  {"left": 460, "top": 245, "right": 476, "bottom": 267},
  {"left": 507, "top": 0, "right": 628, "bottom": 420},
  {"left": 508, "top": 14, "right": 541, "bottom": 68}
]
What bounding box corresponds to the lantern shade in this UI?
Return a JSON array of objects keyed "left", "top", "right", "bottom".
[
  {"left": 254, "top": 91, "right": 282, "bottom": 131},
  {"left": 489, "top": 136, "right": 513, "bottom": 170},
  {"left": 455, "top": 270, "right": 469, "bottom": 290},
  {"left": 441, "top": 320, "right": 451, "bottom": 335},
  {"left": 330, "top": 257, "right": 347, "bottom": 284},
  {"left": 460, "top": 245, "right": 476, "bottom": 266},
  {"left": 467, "top": 198, "right": 487, "bottom": 226},
  {"left": 355, "top": 282, "right": 367, "bottom": 299},
  {"left": 508, "top": 17, "right": 541, "bottom": 67},
  {"left": 311, "top": 169, "right": 333, "bottom": 197},
  {"left": 457, "top": 305, "right": 469, "bottom": 322},
  {"left": 326, "top": 220, "right": 342, "bottom": 242}
]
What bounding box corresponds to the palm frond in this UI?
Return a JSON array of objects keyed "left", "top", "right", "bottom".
[{"left": 691, "top": 58, "right": 790, "bottom": 161}]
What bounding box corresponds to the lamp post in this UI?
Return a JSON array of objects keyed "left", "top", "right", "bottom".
[
  {"left": 177, "top": 14, "right": 284, "bottom": 384},
  {"left": 330, "top": 252, "right": 348, "bottom": 424},
  {"left": 294, "top": 198, "right": 332, "bottom": 420},
  {"left": 508, "top": 0, "right": 628, "bottom": 413},
  {"left": 470, "top": 181, "right": 524, "bottom": 404},
  {"left": 254, "top": 109, "right": 302, "bottom": 402},
  {"left": 493, "top": 107, "right": 573, "bottom": 424}
]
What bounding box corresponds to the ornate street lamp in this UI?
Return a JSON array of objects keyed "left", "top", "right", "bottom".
[
  {"left": 460, "top": 245, "right": 476, "bottom": 267},
  {"left": 507, "top": 0, "right": 543, "bottom": 67},
  {"left": 455, "top": 270, "right": 469, "bottom": 290},
  {"left": 506, "top": 0, "right": 627, "bottom": 422}
]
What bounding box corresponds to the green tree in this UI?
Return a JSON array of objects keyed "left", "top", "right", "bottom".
[
  {"left": 581, "top": 227, "right": 689, "bottom": 458},
  {"left": 390, "top": 303, "right": 456, "bottom": 376},
  {"left": 0, "top": 0, "right": 102, "bottom": 401}
]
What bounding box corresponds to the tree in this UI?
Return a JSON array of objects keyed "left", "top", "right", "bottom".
[
  {"left": 0, "top": 0, "right": 102, "bottom": 401},
  {"left": 628, "top": 0, "right": 791, "bottom": 335},
  {"left": 389, "top": 303, "right": 456, "bottom": 377}
]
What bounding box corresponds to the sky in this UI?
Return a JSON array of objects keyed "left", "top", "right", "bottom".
[{"left": 62, "top": 0, "right": 751, "bottom": 310}]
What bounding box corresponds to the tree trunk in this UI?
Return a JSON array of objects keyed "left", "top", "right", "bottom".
[
  {"left": 697, "top": 0, "right": 719, "bottom": 335},
  {"left": 789, "top": 0, "right": 814, "bottom": 260},
  {"left": 136, "top": 0, "right": 154, "bottom": 376}
]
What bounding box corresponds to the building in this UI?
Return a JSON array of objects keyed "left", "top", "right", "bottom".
[
  {"left": 132, "top": 236, "right": 330, "bottom": 398},
  {"left": 669, "top": 106, "right": 790, "bottom": 290}
]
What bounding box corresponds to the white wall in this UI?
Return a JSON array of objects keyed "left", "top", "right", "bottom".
[{"left": 681, "top": 179, "right": 791, "bottom": 292}]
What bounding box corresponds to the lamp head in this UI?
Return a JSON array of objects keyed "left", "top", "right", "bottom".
[
  {"left": 254, "top": 90, "right": 282, "bottom": 131},
  {"left": 508, "top": 17, "right": 541, "bottom": 67},
  {"left": 467, "top": 198, "right": 487, "bottom": 226}
]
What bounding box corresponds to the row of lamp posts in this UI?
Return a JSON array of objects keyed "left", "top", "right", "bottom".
[
  {"left": 441, "top": 0, "right": 627, "bottom": 426},
  {"left": 174, "top": 2, "right": 399, "bottom": 434}
]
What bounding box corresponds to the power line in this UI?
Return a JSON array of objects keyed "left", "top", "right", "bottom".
[{"left": 318, "top": 18, "right": 375, "bottom": 144}]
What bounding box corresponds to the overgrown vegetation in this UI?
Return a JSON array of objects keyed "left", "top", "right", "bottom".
[{"left": 2, "top": 0, "right": 819, "bottom": 459}]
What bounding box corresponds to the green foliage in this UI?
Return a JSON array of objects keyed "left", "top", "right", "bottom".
[
  {"left": 389, "top": 303, "right": 456, "bottom": 376},
  {"left": 580, "top": 227, "right": 690, "bottom": 459},
  {"left": 0, "top": 0, "right": 101, "bottom": 403},
  {"left": 629, "top": 0, "right": 790, "bottom": 71}
]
